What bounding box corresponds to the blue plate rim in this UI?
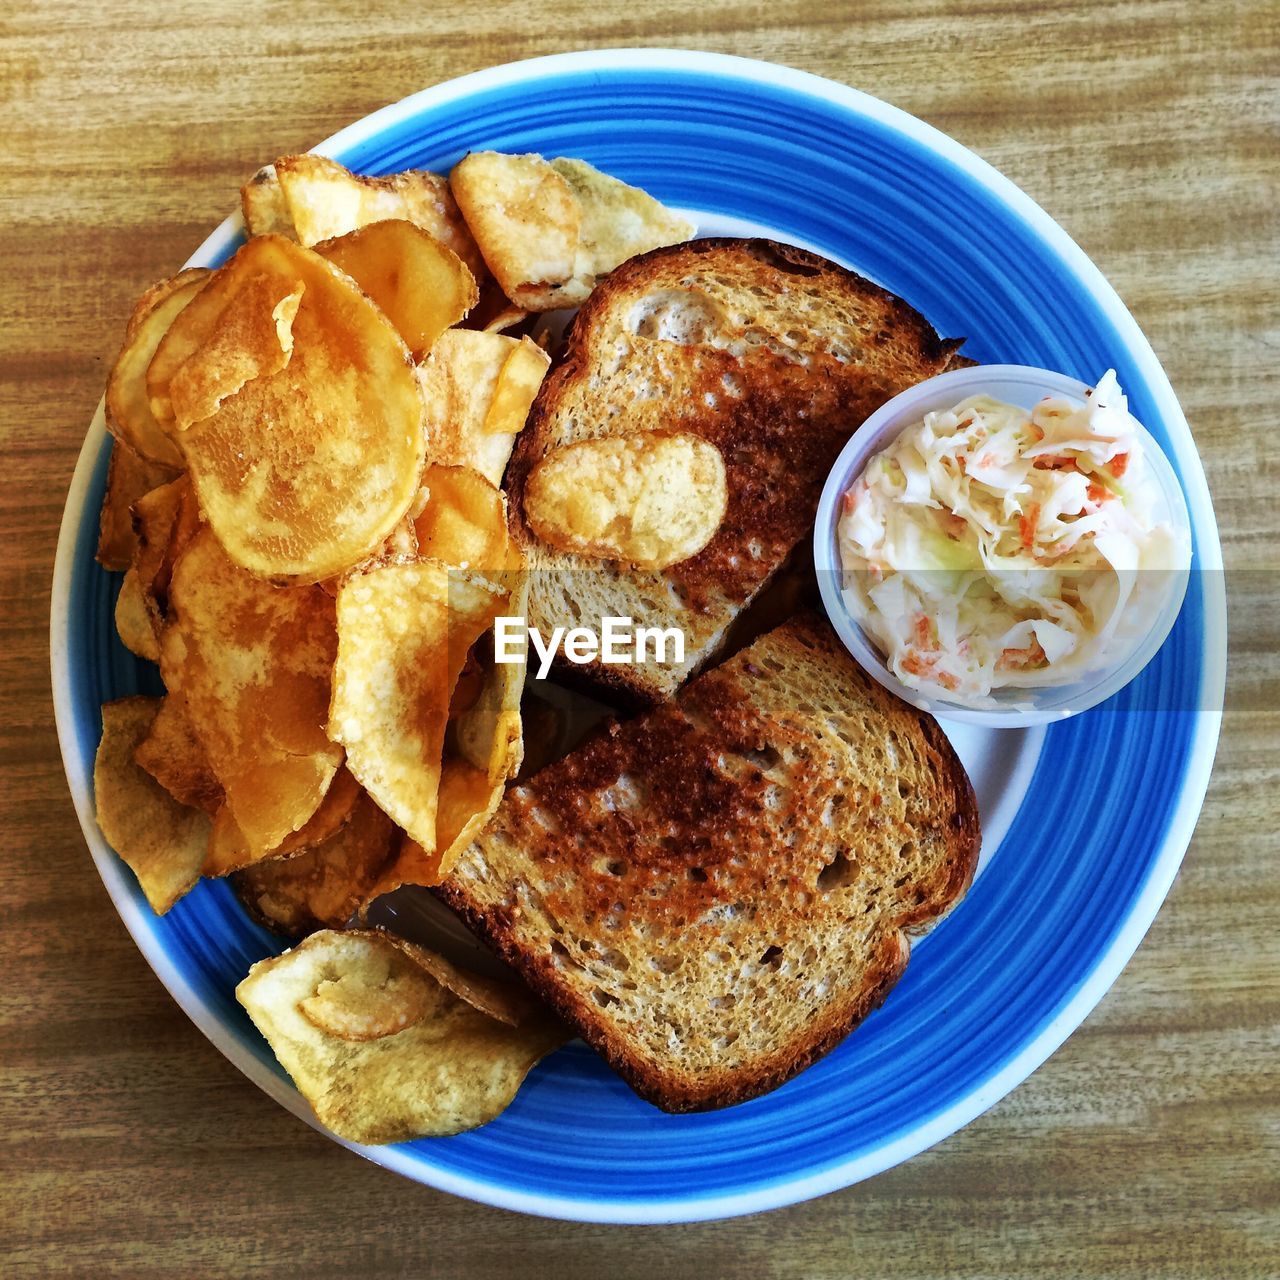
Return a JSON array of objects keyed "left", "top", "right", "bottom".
[{"left": 50, "top": 49, "right": 1227, "bottom": 1223}]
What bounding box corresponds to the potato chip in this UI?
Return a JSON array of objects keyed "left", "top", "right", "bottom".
[
  {"left": 240, "top": 164, "right": 295, "bottom": 238},
  {"left": 549, "top": 155, "right": 694, "bottom": 289},
  {"left": 412, "top": 466, "right": 509, "bottom": 573},
  {"left": 204, "top": 766, "right": 362, "bottom": 878},
  {"left": 301, "top": 924, "right": 534, "bottom": 1029},
  {"left": 484, "top": 337, "right": 550, "bottom": 434},
  {"left": 160, "top": 527, "right": 341, "bottom": 856},
  {"left": 106, "top": 268, "right": 211, "bottom": 467},
  {"left": 482, "top": 303, "right": 530, "bottom": 334},
  {"left": 377, "top": 764, "right": 496, "bottom": 894},
  {"left": 272, "top": 154, "right": 486, "bottom": 281},
  {"left": 400, "top": 939, "right": 534, "bottom": 1029},
  {"left": 454, "top": 634, "right": 526, "bottom": 786},
  {"left": 450, "top": 151, "right": 579, "bottom": 310},
  {"left": 170, "top": 236, "right": 426, "bottom": 582},
  {"left": 299, "top": 969, "right": 432, "bottom": 1042},
  {"left": 147, "top": 237, "right": 301, "bottom": 430},
  {"left": 369, "top": 589, "right": 527, "bottom": 895},
  {"left": 96, "top": 441, "right": 180, "bottom": 571},
  {"left": 313, "top": 219, "right": 477, "bottom": 359},
  {"left": 416, "top": 329, "right": 536, "bottom": 486},
  {"left": 133, "top": 693, "right": 224, "bottom": 815},
  {"left": 450, "top": 152, "right": 693, "bottom": 310},
  {"left": 231, "top": 789, "right": 396, "bottom": 937},
  {"left": 95, "top": 698, "right": 210, "bottom": 914},
  {"left": 433, "top": 629, "right": 526, "bottom": 874},
  {"left": 435, "top": 761, "right": 501, "bottom": 860},
  {"left": 168, "top": 273, "right": 304, "bottom": 430},
  {"left": 236, "top": 929, "right": 566, "bottom": 1142},
  {"left": 329, "top": 560, "right": 505, "bottom": 856},
  {"left": 317, "top": 515, "right": 422, "bottom": 601},
  {"left": 171, "top": 238, "right": 424, "bottom": 581},
  {"left": 114, "top": 567, "right": 159, "bottom": 661},
  {"left": 130, "top": 474, "right": 201, "bottom": 636},
  {"left": 525, "top": 431, "right": 728, "bottom": 569}
]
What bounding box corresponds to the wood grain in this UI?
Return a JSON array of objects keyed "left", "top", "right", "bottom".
[{"left": 1, "top": 1, "right": 1276, "bottom": 1275}]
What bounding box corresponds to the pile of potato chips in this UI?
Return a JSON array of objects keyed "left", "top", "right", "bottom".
[{"left": 93, "top": 149, "right": 691, "bottom": 1140}]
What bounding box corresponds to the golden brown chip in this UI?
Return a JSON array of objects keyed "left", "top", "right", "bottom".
[
  {"left": 299, "top": 964, "right": 433, "bottom": 1041},
  {"left": 313, "top": 219, "right": 477, "bottom": 359},
  {"left": 550, "top": 155, "right": 694, "bottom": 291},
  {"left": 231, "top": 789, "right": 396, "bottom": 936},
  {"left": 450, "top": 152, "right": 693, "bottom": 310},
  {"left": 454, "top": 633, "right": 526, "bottom": 786},
  {"left": 483, "top": 337, "right": 549, "bottom": 434},
  {"left": 412, "top": 466, "right": 509, "bottom": 573},
  {"left": 95, "top": 697, "right": 210, "bottom": 914},
  {"left": 130, "top": 474, "right": 201, "bottom": 636},
  {"left": 370, "top": 592, "right": 527, "bottom": 895},
  {"left": 375, "top": 765, "right": 494, "bottom": 893},
  {"left": 106, "top": 269, "right": 211, "bottom": 467},
  {"left": 170, "top": 236, "right": 426, "bottom": 582},
  {"left": 272, "top": 154, "right": 486, "bottom": 280},
  {"left": 114, "top": 566, "right": 159, "bottom": 661},
  {"left": 168, "top": 273, "right": 304, "bottom": 430},
  {"left": 525, "top": 430, "right": 728, "bottom": 569},
  {"left": 240, "top": 164, "right": 295, "bottom": 238},
  {"left": 146, "top": 246, "right": 279, "bottom": 429},
  {"left": 481, "top": 303, "right": 530, "bottom": 333},
  {"left": 435, "top": 761, "right": 500, "bottom": 861},
  {"left": 133, "top": 694, "right": 224, "bottom": 814},
  {"left": 433, "top": 625, "right": 526, "bottom": 874},
  {"left": 450, "top": 151, "right": 579, "bottom": 310},
  {"left": 416, "top": 329, "right": 534, "bottom": 486},
  {"left": 205, "top": 766, "right": 362, "bottom": 878},
  {"left": 236, "top": 929, "right": 566, "bottom": 1143},
  {"left": 329, "top": 560, "right": 505, "bottom": 857},
  {"left": 160, "top": 526, "right": 342, "bottom": 857},
  {"left": 320, "top": 927, "right": 536, "bottom": 1029},
  {"left": 396, "top": 938, "right": 535, "bottom": 1029},
  {"left": 96, "top": 442, "right": 180, "bottom": 572},
  {"left": 317, "top": 516, "right": 422, "bottom": 600}
]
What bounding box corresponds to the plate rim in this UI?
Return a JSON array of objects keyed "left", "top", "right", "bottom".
[{"left": 51, "top": 48, "right": 1227, "bottom": 1224}]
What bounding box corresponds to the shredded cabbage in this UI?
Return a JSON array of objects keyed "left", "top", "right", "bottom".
[{"left": 837, "top": 371, "right": 1186, "bottom": 706}]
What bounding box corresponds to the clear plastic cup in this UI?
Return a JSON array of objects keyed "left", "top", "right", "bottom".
[{"left": 813, "top": 365, "right": 1192, "bottom": 727}]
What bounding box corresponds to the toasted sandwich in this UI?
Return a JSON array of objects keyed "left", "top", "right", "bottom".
[{"left": 439, "top": 614, "right": 980, "bottom": 1112}]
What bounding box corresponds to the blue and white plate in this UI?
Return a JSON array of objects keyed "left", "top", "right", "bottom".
[{"left": 51, "top": 50, "right": 1225, "bottom": 1223}]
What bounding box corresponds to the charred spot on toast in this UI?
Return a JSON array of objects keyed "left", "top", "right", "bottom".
[{"left": 666, "top": 347, "right": 857, "bottom": 610}]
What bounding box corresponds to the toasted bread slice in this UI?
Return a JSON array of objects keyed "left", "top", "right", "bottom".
[
  {"left": 506, "top": 238, "right": 964, "bottom": 703},
  {"left": 438, "top": 614, "right": 980, "bottom": 1112}
]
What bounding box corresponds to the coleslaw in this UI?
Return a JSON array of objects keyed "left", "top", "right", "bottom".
[{"left": 837, "top": 370, "right": 1189, "bottom": 705}]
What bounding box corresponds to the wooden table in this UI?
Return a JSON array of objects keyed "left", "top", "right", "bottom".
[{"left": 3, "top": 2, "right": 1276, "bottom": 1275}]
